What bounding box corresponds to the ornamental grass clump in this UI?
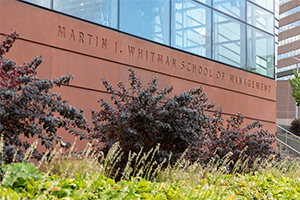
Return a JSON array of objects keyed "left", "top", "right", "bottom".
[
  {"left": 39, "top": 139, "right": 163, "bottom": 181},
  {"left": 40, "top": 139, "right": 103, "bottom": 179},
  {"left": 1, "top": 141, "right": 300, "bottom": 199},
  {"left": 1, "top": 134, "right": 300, "bottom": 199}
]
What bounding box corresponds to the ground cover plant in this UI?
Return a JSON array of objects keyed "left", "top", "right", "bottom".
[{"left": 1, "top": 143, "right": 300, "bottom": 199}]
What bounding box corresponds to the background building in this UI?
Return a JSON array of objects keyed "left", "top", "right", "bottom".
[
  {"left": 277, "top": 0, "right": 300, "bottom": 125},
  {"left": 0, "top": 0, "right": 277, "bottom": 149}
]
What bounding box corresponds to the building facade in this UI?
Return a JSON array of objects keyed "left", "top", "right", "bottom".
[
  {"left": 0, "top": 0, "right": 277, "bottom": 149},
  {"left": 277, "top": 0, "right": 300, "bottom": 125}
]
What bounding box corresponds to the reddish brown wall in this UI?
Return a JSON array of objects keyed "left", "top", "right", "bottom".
[
  {"left": 277, "top": 81, "right": 298, "bottom": 125},
  {"left": 0, "top": 0, "right": 276, "bottom": 151}
]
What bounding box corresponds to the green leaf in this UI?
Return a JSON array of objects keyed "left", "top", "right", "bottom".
[
  {"left": 0, "top": 188, "right": 20, "bottom": 200},
  {"left": 289, "top": 70, "right": 300, "bottom": 106},
  {"left": 138, "top": 181, "right": 150, "bottom": 191}
]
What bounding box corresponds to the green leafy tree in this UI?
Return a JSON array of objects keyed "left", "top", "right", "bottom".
[{"left": 289, "top": 70, "right": 300, "bottom": 106}]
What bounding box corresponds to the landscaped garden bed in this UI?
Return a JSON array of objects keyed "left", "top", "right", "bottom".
[
  {"left": 0, "top": 31, "right": 295, "bottom": 199},
  {"left": 1, "top": 152, "right": 300, "bottom": 199}
]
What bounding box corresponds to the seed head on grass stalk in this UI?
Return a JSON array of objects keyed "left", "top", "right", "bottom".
[
  {"left": 132, "top": 146, "right": 144, "bottom": 178},
  {"left": 40, "top": 139, "right": 104, "bottom": 179},
  {"left": 121, "top": 150, "right": 135, "bottom": 180},
  {"left": 22, "top": 140, "right": 39, "bottom": 163},
  {"left": 150, "top": 158, "right": 166, "bottom": 182},
  {"left": 144, "top": 143, "right": 160, "bottom": 180},
  {"left": 135, "top": 147, "right": 155, "bottom": 178},
  {"left": 102, "top": 142, "right": 123, "bottom": 178},
  {"left": 60, "top": 138, "right": 78, "bottom": 179},
  {"left": 40, "top": 142, "right": 64, "bottom": 179}
]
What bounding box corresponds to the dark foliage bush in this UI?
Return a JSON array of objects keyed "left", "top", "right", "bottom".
[
  {"left": 0, "top": 31, "right": 89, "bottom": 163},
  {"left": 91, "top": 68, "right": 277, "bottom": 178},
  {"left": 290, "top": 119, "right": 300, "bottom": 136},
  {"left": 187, "top": 110, "right": 277, "bottom": 172},
  {"left": 91, "top": 68, "right": 215, "bottom": 178}
]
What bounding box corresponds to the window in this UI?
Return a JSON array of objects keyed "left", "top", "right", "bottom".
[
  {"left": 22, "top": 0, "right": 51, "bottom": 8},
  {"left": 213, "top": 11, "right": 246, "bottom": 68},
  {"left": 21, "top": 0, "right": 276, "bottom": 79},
  {"left": 279, "top": 34, "right": 300, "bottom": 46},
  {"left": 171, "top": 0, "right": 212, "bottom": 57},
  {"left": 277, "top": 64, "right": 297, "bottom": 73},
  {"left": 247, "top": 26, "right": 274, "bottom": 78},
  {"left": 196, "top": 0, "right": 211, "bottom": 6},
  {"left": 279, "top": 5, "right": 300, "bottom": 19},
  {"left": 213, "top": 0, "right": 246, "bottom": 21},
  {"left": 279, "top": 0, "right": 292, "bottom": 6},
  {"left": 278, "top": 49, "right": 300, "bottom": 60},
  {"left": 247, "top": 2, "right": 274, "bottom": 34},
  {"left": 53, "top": 0, "right": 118, "bottom": 29},
  {"left": 279, "top": 20, "right": 300, "bottom": 33},
  {"left": 120, "top": 0, "right": 170, "bottom": 45},
  {"left": 277, "top": 74, "right": 294, "bottom": 81},
  {"left": 249, "top": 0, "right": 274, "bottom": 12}
]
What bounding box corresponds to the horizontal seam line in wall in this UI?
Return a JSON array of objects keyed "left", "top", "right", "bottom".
[
  {"left": 2, "top": 34, "right": 275, "bottom": 103},
  {"left": 62, "top": 84, "right": 276, "bottom": 125}
]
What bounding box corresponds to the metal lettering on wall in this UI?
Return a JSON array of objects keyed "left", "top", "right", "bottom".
[{"left": 58, "top": 25, "right": 271, "bottom": 93}]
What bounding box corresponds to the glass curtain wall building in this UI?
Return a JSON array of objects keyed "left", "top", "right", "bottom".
[{"left": 23, "top": 0, "right": 276, "bottom": 78}]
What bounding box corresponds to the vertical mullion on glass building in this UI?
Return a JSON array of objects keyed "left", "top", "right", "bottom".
[{"left": 21, "top": 0, "right": 275, "bottom": 79}]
